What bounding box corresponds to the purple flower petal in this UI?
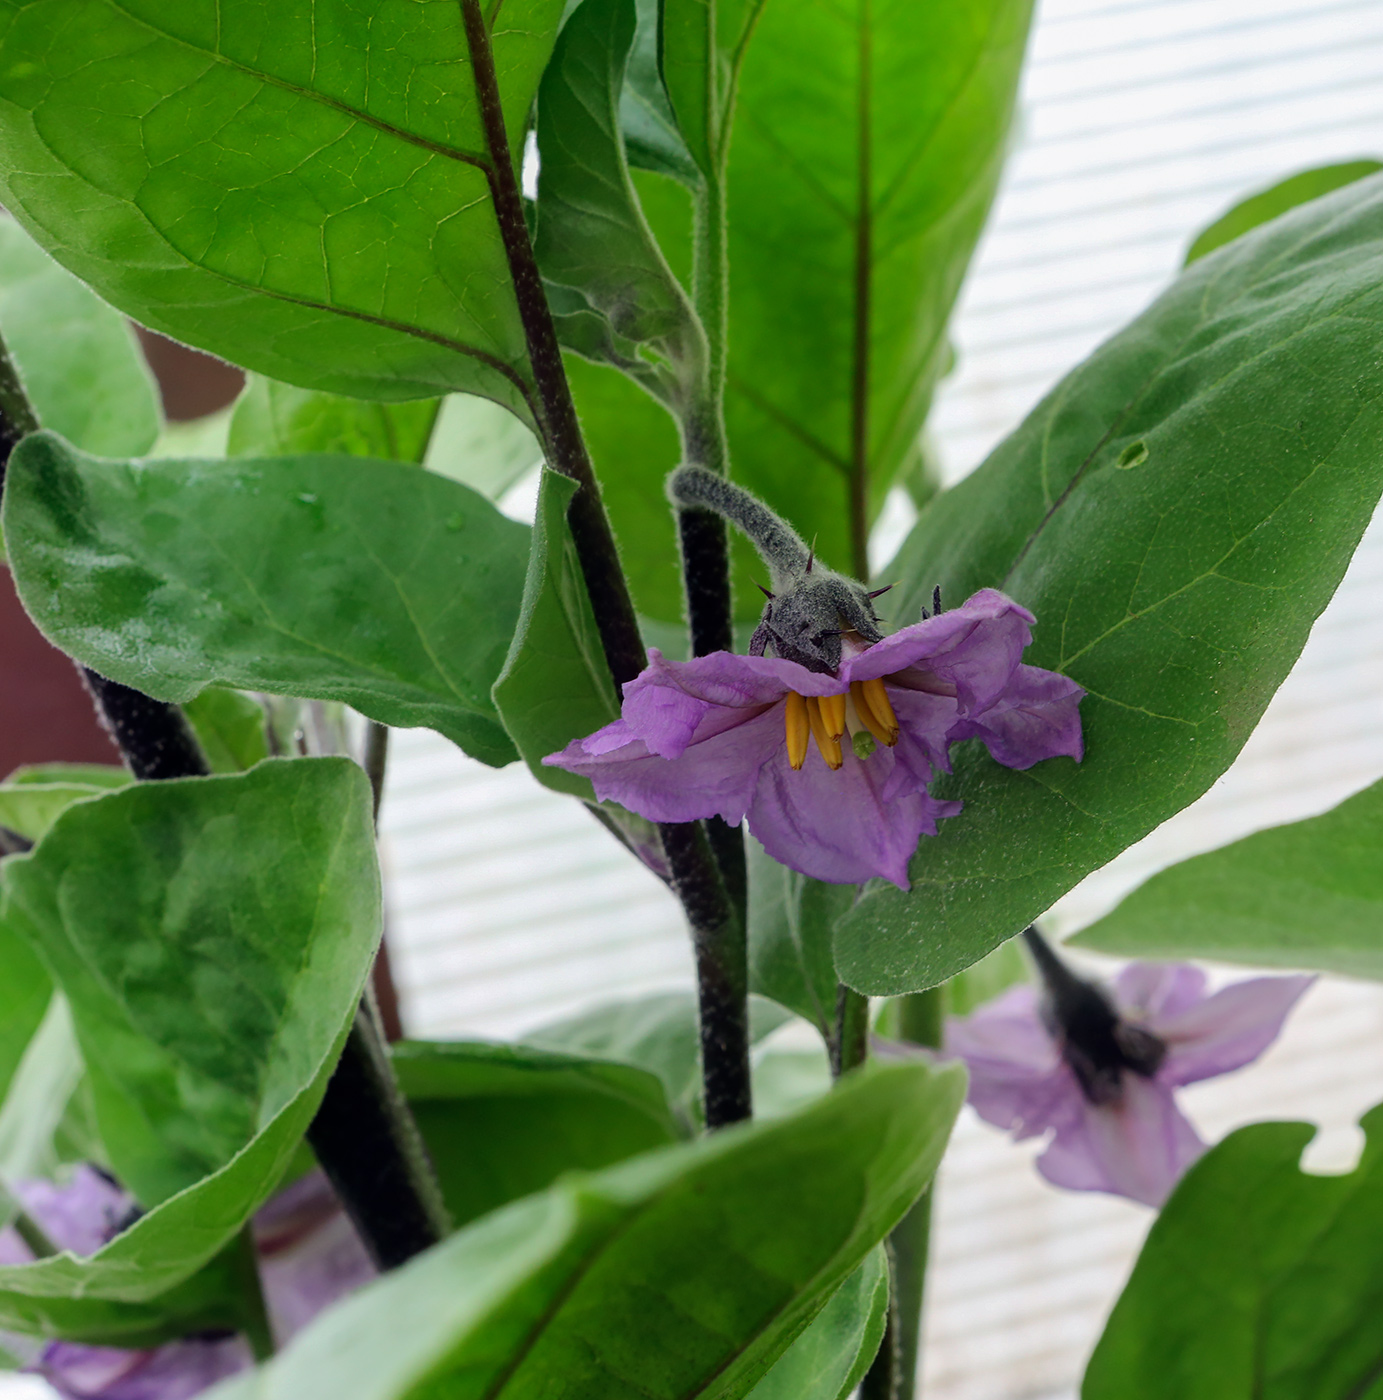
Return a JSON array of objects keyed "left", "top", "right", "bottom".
[
  {"left": 844, "top": 590, "right": 1034, "bottom": 714},
  {"left": 748, "top": 743, "right": 958, "bottom": 888},
  {"left": 944, "top": 985, "right": 1072, "bottom": 1140},
  {"left": 947, "top": 663, "right": 1085, "bottom": 768},
  {"left": 253, "top": 1170, "right": 375, "bottom": 1344},
  {"left": 11, "top": 1167, "right": 132, "bottom": 1257},
  {"left": 1036, "top": 1073, "right": 1205, "bottom": 1207},
  {"left": 38, "top": 1337, "right": 251, "bottom": 1400},
  {"left": 1154, "top": 974, "right": 1314, "bottom": 1087},
  {"left": 1113, "top": 962, "right": 1208, "bottom": 1021},
  {"left": 548, "top": 703, "right": 786, "bottom": 825}
]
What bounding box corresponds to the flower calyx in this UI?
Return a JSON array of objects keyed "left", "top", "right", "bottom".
[
  {"left": 668, "top": 463, "right": 885, "bottom": 673},
  {"left": 1022, "top": 927, "right": 1166, "bottom": 1105}
]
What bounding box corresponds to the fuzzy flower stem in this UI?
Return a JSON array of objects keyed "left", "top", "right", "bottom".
[
  {"left": 659, "top": 820, "right": 752, "bottom": 1126},
  {"left": 832, "top": 986, "right": 871, "bottom": 1077},
  {"left": 671, "top": 464, "right": 812, "bottom": 586},
  {"left": 0, "top": 367, "right": 446, "bottom": 1273}
]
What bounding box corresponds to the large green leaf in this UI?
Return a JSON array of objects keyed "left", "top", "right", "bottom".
[
  {"left": 0, "top": 780, "right": 112, "bottom": 843},
  {"left": 0, "top": 0, "right": 564, "bottom": 414},
  {"left": 228, "top": 378, "right": 441, "bottom": 464},
  {"left": 0, "top": 219, "right": 159, "bottom": 456},
  {"left": 835, "top": 174, "right": 1383, "bottom": 994},
  {"left": 0, "top": 993, "right": 85, "bottom": 1180},
  {"left": 746, "top": 1250, "right": 888, "bottom": 1400},
  {"left": 4, "top": 433, "right": 531, "bottom": 766},
  {"left": 393, "top": 1040, "right": 680, "bottom": 1230},
  {"left": 1073, "top": 777, "right": 1383, "bottom": 977},
  {"left": 181, "top": 689, "right": 271, "bottom": 775},
  {"left": 747, "top": 840, "right": 855, "bottom": 1038},
  {"left": 0, "top": 759, "right": 380, "bottom": 1342},
  {"left": 0, "top": 900, "right": 50, "bottom": 1108},
  {"left": 1185, "top": 159, "right": 1383, "bottom": 265},
  {"left": 493, "top": 468, "right": 620, "bottom": 796},
  {"left": 526, "top": 990, "right": 792, "bottom": 1121},
  {"left": 204, "top": 1060, "right": 964, "bottom": 1400},
  {"left": 1084, "top": 1105, "right": 1383, "bottom": 1400},
  {"left": 721, "top": 0, "right": 1032, "bottom": 582},
  {"left": 535, "top": 0, "right": 697, "bottom": 386}
]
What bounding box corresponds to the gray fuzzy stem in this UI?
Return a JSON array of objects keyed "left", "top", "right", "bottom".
[{"left": 669, "top": 464, "right": 811, "bottom": 587}]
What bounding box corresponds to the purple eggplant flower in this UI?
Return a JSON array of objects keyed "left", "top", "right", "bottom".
[
  {"left": 0, "top": 1168, "right": 374, "bottom": 1399},
  {"left": 545, "top": 588, "right": 1084, "bottom": 887},
  {"left": 945, "top": 960, "right": 1314, "bottom": 1207}
]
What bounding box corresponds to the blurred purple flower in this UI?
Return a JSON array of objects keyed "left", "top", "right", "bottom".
[
  {"left": 0, "top": 1168, "right": 374, "bottom": 1399},
  {"left": 546, "top": 589, "right": 1083, "bottom": 887},
  {"left": 945, "top": 955, "right": 1314, "bottom": 1206}
]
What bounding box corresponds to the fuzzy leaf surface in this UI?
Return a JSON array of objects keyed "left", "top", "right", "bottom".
[
  {"left": 393, "top": 1040, "right": 680, "bottom": 1230},
  {"left": 0, "top": 760, "right": 379, "bottom": 1341},
  {"left": 0, "top": 0, "right": 565, "bottom": 413},
  {"left": 1074, "top": 777, "right": 1383, "bottom": 977},
  {"left": 836, "top": 175, "right": 1383, "bottom": 993},
  {"left": 4, "top": 433, "right": 531, "bottom": 765},
  {"left": 204, "top": 1061, "right": 964, "bottom": 1400},
  {"left": 1084, "top": 1105, "right": 1383, "bottom": 1400}
]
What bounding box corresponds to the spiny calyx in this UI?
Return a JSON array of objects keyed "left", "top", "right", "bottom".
[{"left": 668, "top": 464, "right": 884, "bottom": 672}]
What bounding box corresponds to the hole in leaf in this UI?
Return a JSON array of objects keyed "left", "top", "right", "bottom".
[{"left": 1116, "top": 440, "right": 1149, "bottom": 470}]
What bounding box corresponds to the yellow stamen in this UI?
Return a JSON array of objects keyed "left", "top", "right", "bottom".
[
  {"left": 804, "top": 696, "right": 844, "bottom": 770},
  {"left": 818, "top": 691, "right": 847, "bottom": 740},
  {"left": 851, "top": 679, "right": 899, "bottom": 746},
  {"left": 784, "top": 692, "right": 810, "bottom": 770}
]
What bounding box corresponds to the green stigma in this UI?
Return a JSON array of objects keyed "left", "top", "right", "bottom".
[{"left": 852, "top": 730, "right": 877, "bottom": 761}]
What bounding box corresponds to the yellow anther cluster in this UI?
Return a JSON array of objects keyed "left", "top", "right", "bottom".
[{"left": 784, "top": 683, "right": 898, "bottom": 771}]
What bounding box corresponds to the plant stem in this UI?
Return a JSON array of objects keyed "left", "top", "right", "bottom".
[
  {"left": 232, "top": 1227, "right": 275, "bottom": 1362},
  {"left": 462, "top": 0, "right": 645, "bottom": 693},
  {"left": 463, "top": 0, "right": 755, "bottom": 1125},
  {"left": 862, "top": 985, "right": 945, "bottom": 1400},
  {"left": 659, "top": 820, "right": 751, "bottom": 1127},
  {"left": 363, "top": 721, "right": 389, "bottom": 824},
  {"left": 307, "top": 1003, "right": 451, "bottom": 1268},
  {"left": 832, "top": 984, "right": 871, "bottom": 1076},
  {"left": 0, "top": 369, "right": 445, "bottom": 1271}
]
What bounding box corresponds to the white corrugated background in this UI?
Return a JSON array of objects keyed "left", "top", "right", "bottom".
[{"left": 6, "top": 1, "right": 1383, "bottom": 1396}]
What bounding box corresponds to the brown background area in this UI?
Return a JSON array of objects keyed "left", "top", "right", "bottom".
[{"left": 1, "top": 334, "right": 244, "bottom": 776}]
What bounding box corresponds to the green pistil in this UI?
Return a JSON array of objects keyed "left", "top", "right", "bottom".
[{"left": 852, "top": 731, "right": 877, "bottom": 761}]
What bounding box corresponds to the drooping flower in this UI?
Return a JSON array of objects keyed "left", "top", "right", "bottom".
[
  {"left": 545, "top": 588, "right": 1084, "bottom": 888},
  {"left": 0, "top": 1167, "right": 375, "bottom": 1399},
  {"left": 944, "top": 933, "right": 1314, "bottom": 1206}
]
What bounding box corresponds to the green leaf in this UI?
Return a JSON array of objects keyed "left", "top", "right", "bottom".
[
  {"left": 1084, "top": 1105, "right": 1383, "bottom": 1400},
  {"left": 0, "top": 759, "right": 380, "bottom": 1343},
  {"left": 0, "top": 993, "right": 84, "bottom": 1180},
  {"left": 4, "top": 433, "right": 531, "bottom": 766},
  {"left": 0, "top": 0, "right": 564, "bottom": 415},
  {"left": 228, "top": 378, "right": 441, "bottom": 464},
  {"left": 1, "top": 759, "right": 379, "bottom": 1203},
  {"left": 0, "top": 219, "right": 160, "bottom": 456},
  {"left": 525, "top": 990, "right": 792, "bottom": 1120},
  {"left": 562, "top": 351, "right": 687, "bottom": 622},
  {"left": 1072, "top": 777, "right": 1383, "bottom": 978},
  {"left": 423, "top": 394, "right": 543, "bottom": 503},
  {"left": 835, "top": 173, "right": 1383, "bottom": 994},
  {"left": 181, "top": 690, "right": 270, "bottom": 775},
  {"left": 746, "top": 1249, "right": 889, "bottom": 1400},
  {"left": 535, "top": 0, "right": 697, "bottom": 382},
  {"left": 0, "top": 906, "right": 51, "bottom": 1110},
  {"left": 1185, "top": 159, "right": 1383, "bottom": 264},
  {"left": 2, "top": 763, "right": 130, "bottom": 790},
  {"left": 0, "top": 781, "right": 112, "bottom": 843},
  {"left": 720, "top": 0, "right": 1032, "bottom": 582},
  {"left": 493, "top": 468, "right": 621, "bottom": 796},
  {"left": 659, "top": 0, "right": 764, "bottom": 177},
  {"left": 392, "top": 1040, "right": 680, "bottom": 1230},
  {"left": 204, "top": 1059, "right": 964, "bottom": 1400},
  {"left": 620, "top": 0, "right": 699, "bottom": 185},
  {"left": 747, "top": 841, "right": 856, "bottom": 1038}
]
